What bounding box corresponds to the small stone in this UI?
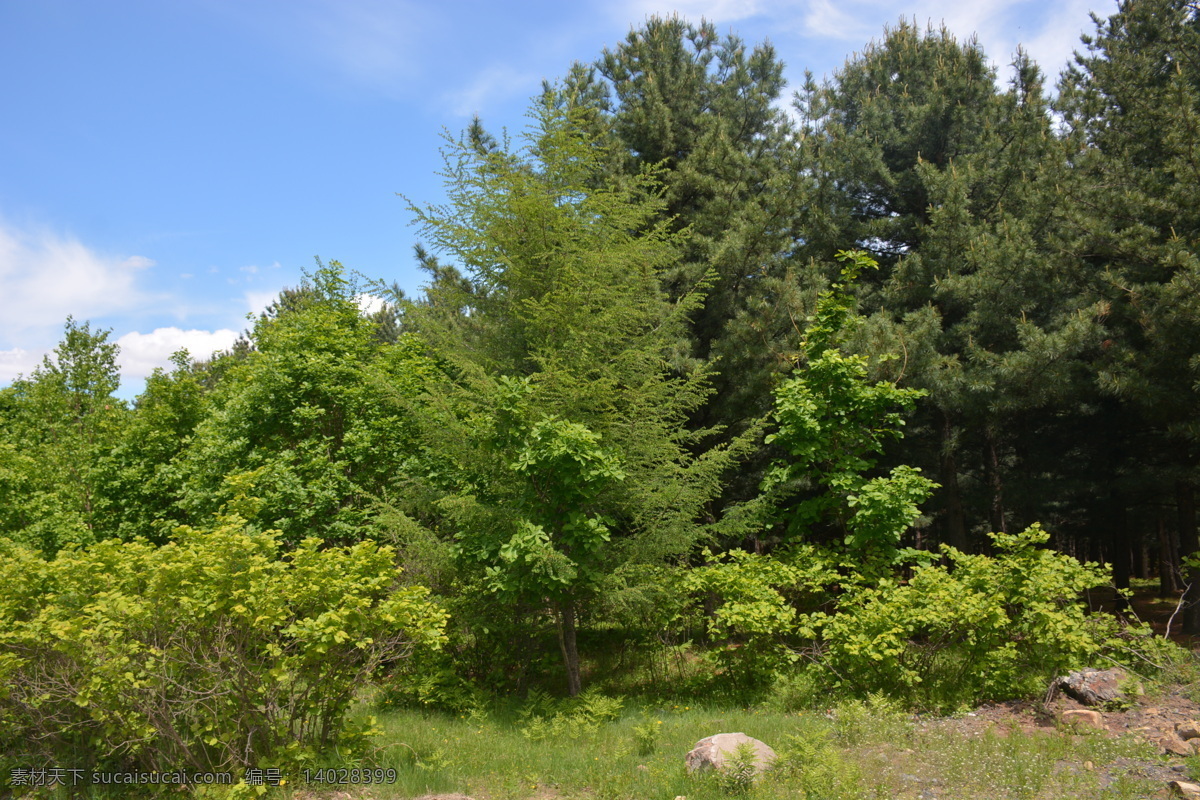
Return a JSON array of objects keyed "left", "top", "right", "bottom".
[
  {"left": 1169, "top": 780, "right": 1200, "bottom": 799},
  {"left": 1161, "top": 733, "right": 1196, "bottom": 757},
  {"left": 1177, "top": 721, "right": 1200, "bottom": 740},
  {"left": 1085, "top": 761, "right": 1095, "bottom": 770},
  {"left": 1146, "top": 708, "right": 1162, "bottom": 716},
  {"left": 1062, "top": 709, "right": 1105, "bottom": 730}
]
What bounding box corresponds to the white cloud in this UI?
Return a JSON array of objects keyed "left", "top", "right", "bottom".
[
  {"left": 1019, "top": 0, "right": 1115, "bottom": 82},
  {"left": 115, "top": 327, "right": 240, "bottom": 384},
  {"left": 0, "top": 220, "right": 158, "bottom": 342},
  {"left": 448, "top": 64, "right": 541, "bottom": 118},
  {"left": 763, "top": 0, "right": 1113, "bottom": 85},
  {"left": 356, "top": 293, "right": 386, "bottom": 315},
  {"left": 208, "top": 0, "right": 433, "bottom": 93},
  {"left": 302, "top": 0, "right": 428, "bottom": 85},
  {"left": 245, "top": 290, "right": 278, "bottom": 317},
  {"left": 606, "top": 0, "right": 1096, "bottom": 82},
  {"left": 801, "top": 0, "right": 877, "bottom": 41},
  {"left": 0, "top": 347, "right": 35, "bottom": 384}
]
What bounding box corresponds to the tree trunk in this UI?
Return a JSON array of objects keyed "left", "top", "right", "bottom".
[
  {"left": 984, "top": 427, "right": 1007, "bottom": 534},
  {"left": 557, "top": 602, "right": 583, "bottom": 697},
  {"left": 1158, "top": 512, "right": 1179, "bottom": 596},
  {"left": 1178, "top": 480, "right": 1200, "bottom": 634},
  {"left": 1110, "top": 496, "right": 1131, "bottom": 612},
  {"left": 940, "top": 413, "right": 968, "bottom": 551},
  {"left": 1133, "top": 526, "right": 1147, "bottom": 580}
]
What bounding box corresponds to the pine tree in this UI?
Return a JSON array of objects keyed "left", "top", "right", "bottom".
[
  {"left": 800, "top": 22, "right": 1103, "bottom": 552},
  {"left": 548, "top": 18, "right": 816, "bottom": 508},
  {"left": 1058, "top": 0, "right": 1200, "bottom": 621}
]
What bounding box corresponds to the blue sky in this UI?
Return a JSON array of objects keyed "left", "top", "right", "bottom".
[{"left": 1, "top": 0, "right": 1114, "bottom": 399}]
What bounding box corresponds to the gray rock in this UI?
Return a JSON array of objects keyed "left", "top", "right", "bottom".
[
  {"left": 685, "top": 732, "right": 777, "bottom": 775},
  {"left": 1053, "top": 667, "right": 1128, "bottom": 706}
]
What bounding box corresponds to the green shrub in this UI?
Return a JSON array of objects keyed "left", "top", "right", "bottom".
[
  {"left": 0, "top": 513, "right": 447, "bottom": 774},
  {"left": 683, "top": 546, "right": 837, "bottom": 695},
  {"left": 815, "top": 524, "right": 1112, "bottom": 709}
]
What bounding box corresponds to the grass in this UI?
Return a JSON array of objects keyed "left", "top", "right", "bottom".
[
  {"left": 280, "top": 695, "right": 1166, "bottom": 800},
  {"left": 12, "top": 694, "right": 1172, "bottom": 800}
]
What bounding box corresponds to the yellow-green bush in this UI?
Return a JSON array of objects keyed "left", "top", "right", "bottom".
[
  {"left": 816, "top": 524, "right": 1115, "bottom": 709},
  {"left": 0, "top": 514, "right": 447, "bottom": 773}
]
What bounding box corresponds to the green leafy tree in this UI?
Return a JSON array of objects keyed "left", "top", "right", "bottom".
[
  {"left": 403, "top": 98, "right": 752, "bottom": 695},
  {"left": 175, "top": 263, "right": 435, "bottom": 544},
  {"left": 92, "top": 351, "right": 207, "bottom": 542},
  {"left": 680, "top": 251, "right": 935, "bottom": 692},
  {"left": 0, "top": 318, "right": 127, "bottom": 553},
  {"left": 763, "top": 251, "right": 936, "bottom": 565}
]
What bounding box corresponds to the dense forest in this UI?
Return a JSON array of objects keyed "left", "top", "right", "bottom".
[{"left": 2, "top": 0, "right": 1199, "bottom": 784}]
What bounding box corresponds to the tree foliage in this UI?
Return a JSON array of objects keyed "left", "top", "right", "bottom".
[{"left": 401, "top": 98, "right": 754, "bottom": 695}]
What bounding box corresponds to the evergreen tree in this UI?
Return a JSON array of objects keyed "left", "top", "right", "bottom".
[
  {"left": 800, "top": 23, "right": 1102, "bottom": 551},
  {"left": 1058, "top": 0, "right": 1200, "bottom": 619},
  {"left": 549, "top": 18, "right": 818, "bottom": 508},
  {"left": 402, "top": 99, "right": 752, "bottom": 695}
]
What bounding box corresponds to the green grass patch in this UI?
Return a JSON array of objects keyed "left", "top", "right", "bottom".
[{"left": 323, "top": 697, "right": 1163, "bottom": 800}]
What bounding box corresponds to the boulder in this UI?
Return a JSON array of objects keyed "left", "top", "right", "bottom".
[
  {"left": 685, "top": 732, "right": 776, "bottom": 775},
  {"left": 1178, "top": 721, "right": 1200, "bottom": 740},
  {"left": 1061, "top": 709, "right": 1106, "bottom": 730},
  {"left": 1053, "top": 667, "right": 1127, "bottom": 706},
  {"left": 1170, "top": 780, "right": 1200, "bottom": 798},
  {"left": 1161, "top": 733, "right": 1196, "bottom": 757}
]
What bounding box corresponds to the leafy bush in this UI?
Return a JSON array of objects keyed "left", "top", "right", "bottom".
[
  {"left": 0, "top": 514, "right": 447, "bottom": 773},
  {"left": 683, "top": 546, "right": 837, "bottom": 694},
  {"left": 815, "top": 524, "right": 1112, "bottom": 709}
]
